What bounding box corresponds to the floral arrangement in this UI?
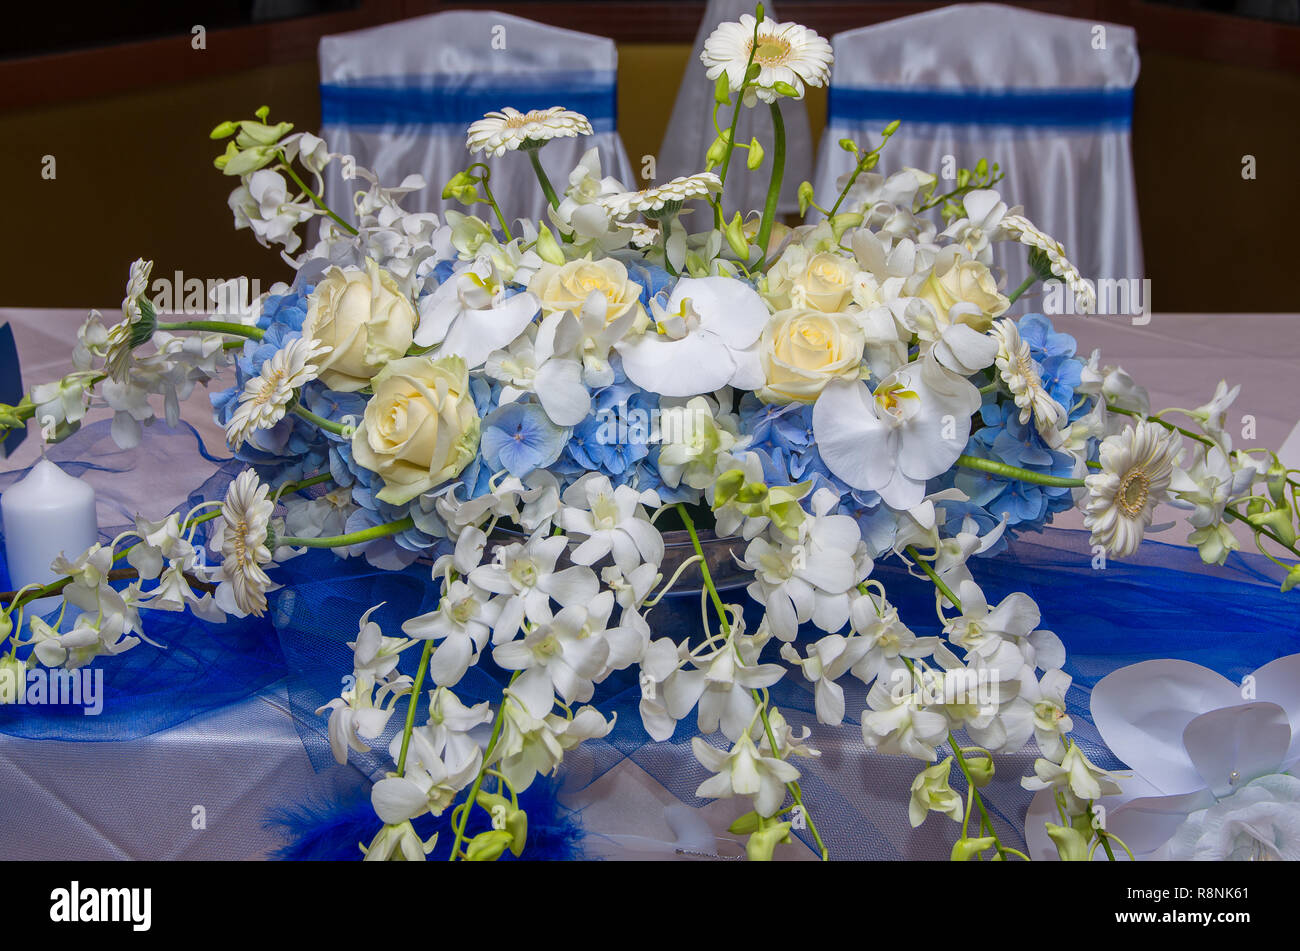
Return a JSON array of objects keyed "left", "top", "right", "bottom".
[{"left": 3, "top": 7, "right": 1299, "bottom": 862}]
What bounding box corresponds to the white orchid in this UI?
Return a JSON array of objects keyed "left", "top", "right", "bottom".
[
  {"left": 415, "top": 253, "right": 541, "bottom": 369},
  {"left": 781, "top": 633, "right": 873, "bottom": 726},
  {"left": 559, "top": 474, "right": 663, "bottom": 575},
  {"left": 468, "top": 531, "right": 599, "bottom": 643},
  {"left": 739, "top": 488, "right": 865, "bottom": 640},
  {"left": 616, "top": 277, "right": 768, "bottom": 397},
  {"left": 402, "top": 577, "right": 501, "bottom": 687},
  {"left": 814, "top": 354, "right": 981, "bottom": 510},
  {"left": 692, "top": 733, "right": 801, "bottom": 818}
]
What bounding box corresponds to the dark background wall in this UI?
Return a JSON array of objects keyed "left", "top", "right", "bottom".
[{"left": 0, "top": 1, "right": 1296, "bottom": 312}]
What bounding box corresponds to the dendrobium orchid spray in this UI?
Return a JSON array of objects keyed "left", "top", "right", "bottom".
[{"left": 4, "top": 6, "right": 1298, "bottom": 862}]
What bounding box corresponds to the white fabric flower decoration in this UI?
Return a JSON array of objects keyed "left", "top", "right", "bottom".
[
  {"left": 616, "top": 276, "right": 767, "bottom": 397},
  {"left": 701, "top": 14, "right": 833, "bottom": 106},
  {"left": 1025, "top": 653, "right": 1300, "bottom": 860},
  {"left": 466, "top": 107, "right": 592, "bottom": 158}
]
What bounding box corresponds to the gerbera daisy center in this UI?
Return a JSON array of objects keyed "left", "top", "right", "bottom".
[
  {"left": 1117, "top": 467, "right": 1151, "bottom": 516},
  {"left": 750, "top": 35, "right": 792, "bottom": 66}
]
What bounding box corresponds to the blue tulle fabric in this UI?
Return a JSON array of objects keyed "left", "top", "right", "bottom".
[{"left": 3, "top": 421, "right": 1299, "bottom": 858}]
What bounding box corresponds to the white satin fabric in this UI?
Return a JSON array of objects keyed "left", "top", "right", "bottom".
[
  {"left": 813, "top": 4, "right": 1144, "bottom": 290},
  {"left": 655, "top": 0, "right": 815, "bottom": 218},
  {"left": 318, "top": 11, "right": 636, "bottom": 226}
]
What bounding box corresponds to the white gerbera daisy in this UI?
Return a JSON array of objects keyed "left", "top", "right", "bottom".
[
  {"left": 991, "top": 318, "right": 1066, "bottom": 447},
  {"left": 466, "top": 107, "right": 593, "bottom": 158},
  {"left": 210, "top": 469, "right": 277, "bottom": 617},
  {"left": 702, "top": 14, "right": 833, "bottom": 106},
  {"left": 1001, "top": 214, "right": 1096, "bottom": 315},
  {"left": 598, "top": 172, "right": 722, "bottom": 219},
  {"left": 1083, "top": 421, "right": 1183, "bottom": 557},
  {"left": 225, "top": 336, "right": 331, "bottom": 449}
]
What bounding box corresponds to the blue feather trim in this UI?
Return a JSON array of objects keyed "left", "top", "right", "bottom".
[{"left": 265, "top": 778, "right": 586, "bottom": 861}]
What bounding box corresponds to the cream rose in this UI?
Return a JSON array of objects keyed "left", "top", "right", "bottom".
[
  {"left": 303, "top": 258, "right": 417, "bottom": 392},
  {"left": 763, "top": 246, "right": 859, "bottom": 313},
  {"left": 529, "top": 257, "right": 643, "bottom": 323},
  {"left": 915, "top": 257, "right": 1009, "bottom": 336},
  {"left": 758, "top": 309, "right": 866, "bottom": 404},
  {"left": 351, "top": 355, "right": 480, "bottom": 505}
]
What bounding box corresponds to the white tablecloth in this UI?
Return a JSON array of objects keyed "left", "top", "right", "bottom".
[{"left": 2, "top": 307, "right": 1297, "bottom": 861}]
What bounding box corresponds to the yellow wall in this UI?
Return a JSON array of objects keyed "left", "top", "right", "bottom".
[{"left": 0, "top": 45, "right": 1296, "bottom": 311}]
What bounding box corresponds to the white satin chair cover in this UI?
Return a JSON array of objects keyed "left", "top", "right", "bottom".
[
  {"left": 656, "top": 0, "right": 815, "bottom": 218},
  {"left": 319, "top": 11, "right": 636, "bottom": 225},
  {"left": 814, "top": 4, "right": 1143, "bottom": 289}
]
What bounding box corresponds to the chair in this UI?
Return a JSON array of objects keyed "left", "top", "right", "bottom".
[
  {"left": 656, "top": 0, "right": 816, "bottom": 218},
  {"left": 814, "top": 4, "right": 1143, "bottom": 291},
  {"left": 318, "top": 10, "right": 636, "bottom": 225}
]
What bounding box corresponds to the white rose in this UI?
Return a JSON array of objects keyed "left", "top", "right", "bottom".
[
  {"left": 529, "top": 257, "right": 643, "bottom": 324},
  {"left": 915, "top": 255, "right": 1008, "bottom": 337},
  {"left": 758, "top": 309, "right": 865, "bottom": 404},
  {"left": 351, "top": 355, "right": 480, "bottom": 505},
  {"left": 763, "top": 246, "right": 858, "bottom": 313},
  {"left": 303, "top": 258, "right": 417, "bottom": 392}
]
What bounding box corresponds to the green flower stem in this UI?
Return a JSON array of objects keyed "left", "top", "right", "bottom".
[
  {"left": 1088, "top": 802, "right": 1117, "bottom": 861},
  {"left": 449, "top": 670, "right": 519, "bottom": 861},
  {"left": 527, "top": 148, "right": 561, "bottom": 210},
  {"left": 660, "top": 215, "right": 678, "bottom": 279},
  {"left": 954, "top": 454, "right": 1085, "bottom": 488},
  {"left": 1106, "top": 403, "right": 1216, "bottom": 449},
  {"left": 899, "top": 600, "right": 1009, "bottom": 860},
  {"left": 906, "top": 546, "right": 962, "bottom": 610},
  {"left": 752, "top": 101, "right": 786, "bottom": 272},
  {"left": 1005, "top": 273, "right": 1037, "bottom": 306},
  {"left": 1225, "top": 505, "right": 1300, "bottom": 561},
  {"left": 675, "top": 503, "right": 830, "bottom": 861},
  {"left": 156, "top": 320, "right": 265, "bottom": 341},
  {"left": 476, "top": 172, "right": 512, "bottom": 239},
  {"left": 290, "top": 401, "right": 353, "bottom": 437},
  {"left": 396, "top": 639, "right": 434, "bottom": 775},
  {"left": 279, "top": 515, "right": 415, "bottom": 549},
  {"left": 827, "top": 150, "right": 875, "bottom": 219},
  {"left": 948, "top": 731, "right": 1008, "bottom": 860},
  {"left": 280, "top": 159, "right": 358, "bottom": 236},
  {"left": 710, "top": 20, "right": 760, "bottom": 228}
]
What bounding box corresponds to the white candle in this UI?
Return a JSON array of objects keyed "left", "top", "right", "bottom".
[{"left": 2, "top": 459, "right": 99, "bottom": 602}]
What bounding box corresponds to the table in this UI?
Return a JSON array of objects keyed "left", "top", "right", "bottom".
[{"left": 2, "top": 307, "right": 1297, "bottom": 861}]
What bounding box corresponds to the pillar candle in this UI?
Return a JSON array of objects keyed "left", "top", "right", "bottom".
[{"left": 1, "top": 459, "right": 99, "bottom": 602}]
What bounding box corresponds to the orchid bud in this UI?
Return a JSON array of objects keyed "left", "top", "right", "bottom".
[
  {"left": 882, "top": 120, "right": 901, "bottom": 137},
  {"left": 746, "top": 821, "right": 792, "bottom": 862},
  {"left": 829, "top": 212, "right": 863, "bottom": 242},
  {"left": 728, "top": 811, "right": 761, "bottom": 835},
  {"left": 1247, "top": 507, "right": 1295, "bottom": 547},
  {"left": 465, "top": 829, "right": 514, "bottom": 862},
  {"left": 714, "top": 72, "right": 732, "bottom": 105},
  {"left": 950, "top": 836, "right": 997, "bottom": 862},
  {"left": 724, "top": 212, "right": 749, "bottom": 259},
  {"left": 535, "top": 224, "right": 566, "bottom": 266},
  {"left": 442, "top": 170, "right": 481, "bottom": 205},
  {"left": 838, "top": 138, "right": 858, "bottom": 153},
  {"left": 210, "top": 120, "right": 239, "bottom": 139},
  {"left": 0, "top": 654, "right": 25, "bottom": 705},
  {"left": 705, "top": 131, "right": 731, "bottom": 170},
  {"left": 1282, "top": 564, "right": 1300, "bottom": 593},
  {"left": 1046, "top": 822, "right": 1091, "bottom": 861},
  {"left": 963, "top": 753, "right": 995, "bottom": 788},
  {"left": 797, "top": 181, "right": 815, "bottom": 217},
  {"left": 772, "top": 80, "right": 800, "bottom": 98},
  {"left": 746, "top": 137, "right": 764, "bottom": 170}
]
